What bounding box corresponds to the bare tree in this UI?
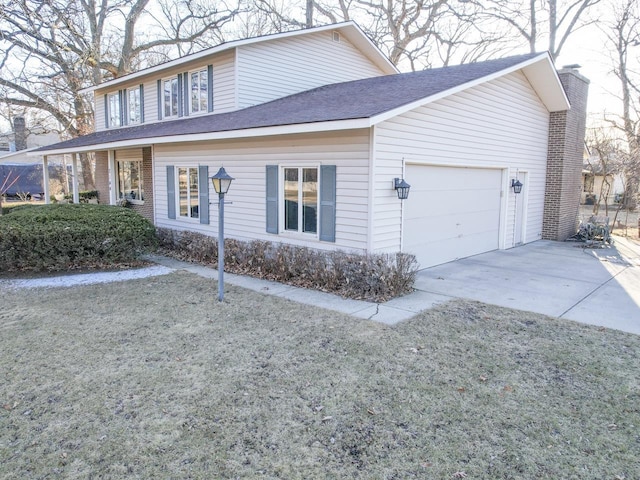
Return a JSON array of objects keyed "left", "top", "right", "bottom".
[
  {"left": 250, "top": 0, "right": 500, "bottom": 69},
  {"left": 482, "top": 0, "right": 601, "bottom": 59},
  {"left": 0, "top": 0, "right": 238, "bottom": 189},
  {"left": 603, "top": 0, "right": 640, "bottom": 211}
]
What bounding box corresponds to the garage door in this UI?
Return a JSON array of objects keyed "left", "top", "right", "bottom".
[{"left": 404, "top": 165, "right": 503, "bottom": 268}]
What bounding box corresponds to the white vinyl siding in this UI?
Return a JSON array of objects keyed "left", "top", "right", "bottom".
[
  {"left": 153, "top": 130, "right": 371, "bottom": 251},
  {"left": 236, "top": 31, "right": 386, "bottom": 108},
  {"left": 373, "top": 70, "right": 550, "bottom": 254}
]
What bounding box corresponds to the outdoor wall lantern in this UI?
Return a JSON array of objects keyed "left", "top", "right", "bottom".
[
  {"left": 394, "top": 178, "right": 411, "bottom": 200},
  {"left": 210, "top": 167, "right": 234, "bottom": 302},
  {"left": 511, "top": 179, "right": 523, "bottom": 194}
]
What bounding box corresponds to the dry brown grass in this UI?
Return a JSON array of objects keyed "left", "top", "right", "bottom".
[{"left": 1, "top": 271, "right": 639, "bottom": 479}]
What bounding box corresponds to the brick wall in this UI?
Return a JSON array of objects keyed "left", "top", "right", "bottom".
[
  {"left": 94, "top": 151, "right": 110, "bottom": 204},
  {"left": 542, "top": 68, "right": 589, "bottom": 241},
  {"left": 129, "top": 147, "right": 154, "bottom": 222}
]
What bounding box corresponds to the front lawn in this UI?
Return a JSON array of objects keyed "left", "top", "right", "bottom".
[{"left": 1, "top": 271, "right": 638, "bottom": 479}]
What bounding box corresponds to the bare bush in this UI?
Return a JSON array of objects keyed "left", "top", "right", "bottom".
[{"left": 156, "top": 228, "right": 418, "bottom": 302}]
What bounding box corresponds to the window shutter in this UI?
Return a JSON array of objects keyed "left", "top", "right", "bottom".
[
  {"left": 139, "top": 84, "right": 145, "bottom": 123},
  {"left": 207, "top": 65, "right": 214, "bottom": 112},
  {"left": 157, "top": 79, "right": 163, "bottom": 120},
  {"left": 120, "top": 90, "right": 127, "bottom": 126},
  {"left": 167, "top": 166, "right": 176, "bottom": 219},
  {"left": 104, "top": 94, "right": 109, "bottom": 128},
  {"left": 183, "top": 72, "right": 190, "bottom": 117},
  {"left": 265, "top": 165, "right": 278, "bottom": 234},
  {"left": 319, "top": 165, "right": 336, "bottom": 242},
  {"left": 177, "top": 75, "right": 183, "bottom": 117},
  {"left": 198, "top": 165, "right": 209, "bottom": 225}
]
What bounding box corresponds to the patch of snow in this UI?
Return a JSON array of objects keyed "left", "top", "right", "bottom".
[{"left": 0, "top": 265, "right": 175, "bottom": 290}]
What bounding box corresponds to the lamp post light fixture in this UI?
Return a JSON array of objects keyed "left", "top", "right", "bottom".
[
  {"left": 210, "top": 167, "right": 234, "bottom": 302},
  {"left": 394, "top": 178, "right": 411, "bottom": 200},
  {"left": 511, "top": 179, "right": 523, "bottom": 194}
]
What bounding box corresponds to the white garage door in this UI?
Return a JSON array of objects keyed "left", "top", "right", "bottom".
[{"left": 404, "top": 165, "right": 503, "bottom": 268}]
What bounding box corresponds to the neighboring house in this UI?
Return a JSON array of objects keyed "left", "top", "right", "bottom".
[{"left": 32, "top": 22, "right": 588, "bottom": 269}]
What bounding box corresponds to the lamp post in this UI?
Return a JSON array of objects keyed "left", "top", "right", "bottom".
[{"left": 210, "top": 167, "right": 234, "bottom": 302}]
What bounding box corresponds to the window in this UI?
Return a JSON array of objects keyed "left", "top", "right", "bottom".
[
  {"left": 190, "top": 69, "right": 208, "bottom": 114},
  {"left": 177, "top": 167, "right": 200, "bottom": 219},
  {"left": 163, "top": 76, "right": 179, "bottom": 118},
  {"left": 283, "top": 167, "right": 318, "bottom": 234},
  {"left": 117, "top": 161, "right": 143, "bottom": 203},
  {"left": 128, "top": 88, "right": 142, "bottom": 125},
  {"left": 107, "top": 92, "right": 121, "bottom": 128}
]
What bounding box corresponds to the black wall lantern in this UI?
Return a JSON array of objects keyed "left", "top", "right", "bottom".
[
  {"left": 394, "top": 178, "right": 411, "bottom": 200},
  {"left": 511, "top": 179, "right": 523, "bottom": 194}
]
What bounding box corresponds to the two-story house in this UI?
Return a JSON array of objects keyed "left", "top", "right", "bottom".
[{"left": 33, "top": 21, "right": 588, "bottom": 269}]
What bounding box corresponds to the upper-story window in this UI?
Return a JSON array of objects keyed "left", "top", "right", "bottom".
[
  {"left": 163, "top": 76, "right": 179, "bottom": 118},
  {"left": 128, "top": 87, "right": 142, "bottom": 125},
  {"left": 190, "top": 68, "right": 208, "bottom": 114},
  {"left": 107, "top": 92, "right": 121, "bottom": 128}
]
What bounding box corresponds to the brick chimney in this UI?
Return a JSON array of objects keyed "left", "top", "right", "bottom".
[
  {"left": 542, "top": 66, "right": 589, "bottom": 241},
  {"left": 13, "top": 116, "right": 27, "bottom": 151}
]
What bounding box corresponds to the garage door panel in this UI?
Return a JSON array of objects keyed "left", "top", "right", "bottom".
[{"left": 404, "top": 165, "right": 502, "bottom": 268}]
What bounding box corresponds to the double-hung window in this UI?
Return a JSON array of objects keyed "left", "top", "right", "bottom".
[
  {"left": 190, "top": 68, "right": 208, "bottom": 114},
  {"left": 163, "top": 76, "right": 179, "bottom": 118},
  {"left": 177, "top": 166, "right": 200, "bottom": 219},
  {"left": 283, "top": 167, "right": 318, "bottom": 235},
  {"left": 117, "top": 160, "right": 144, "bottom": 203},
  {"left": 128, "top": 88, "right": 142, "bottom": 125},
  {"left": 107, "top": 92, "right": 121, "bottom": 128}
]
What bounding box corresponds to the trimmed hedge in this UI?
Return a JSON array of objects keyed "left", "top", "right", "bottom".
[
  {"left": 157, "top": 228, "right": 418, "bottom": 302},
  {"left": 0, "top": 204, "right": 158, "bottom": 272}
]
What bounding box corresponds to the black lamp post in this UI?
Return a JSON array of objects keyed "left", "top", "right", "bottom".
[
  {"left": 394, "top": 178, "right": 411, "bottom": 200},
  {"left": 210, "top": 167, "right": 234, "bottom": 302}
]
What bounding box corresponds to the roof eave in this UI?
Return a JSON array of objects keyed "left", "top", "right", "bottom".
[{"left": 28, "top": 118, "right": 373, "bottom": 156}]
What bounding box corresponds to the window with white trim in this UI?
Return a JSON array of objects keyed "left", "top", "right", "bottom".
[
  {"left": 177, "top": 166, "right": 200, "bottom": 219},
  {"left": 189, "top": 68, "right": 208, "bottom": 114},
  {"left": 107, "top": 92, "right": 121, "bottom": 128},
  {"left": 128, "top": 88, "right": 142, "bottom": 125},
  {"left": 117, "top": 160, "right": 144, "bottom": 203},
  {"left": 283, "top": 167, "right": 318, "bottom": 234},
  {"left": 163, "top": 76, "right": 179, "bottom": 118}
]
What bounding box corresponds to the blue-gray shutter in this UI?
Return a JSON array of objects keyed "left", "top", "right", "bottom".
[
  {"left": 103, "top": 94, "right": 109, "bottom": 128},
  {"left": 198, "top": 165, "right": 209, "bottom": 224},
  {"left": 319, "top": 165, "right": 336, "bottom": 242},
  {"left": 139, "top": 84, "right": 145, "bottom": 123},
  {"left": 157, "top": 79, "right": 163, "bottom": 120},
  {"left": 167, "top": 166, "right": 176, "bottom": 219},
  {"left": 177, "top": 74, "right": 183, "bottom": 117},
  {"left": 207, "top": 65, "right": 214, "bottom": 113},
  {"left": 120, "top": 90, "right": 126, "bottom": 126},
  {"left": 266, "top": 165, "right": 278, "bottom": 234},
  {"left": 183, "top": 72, "right": 190, "bottom": 116}
]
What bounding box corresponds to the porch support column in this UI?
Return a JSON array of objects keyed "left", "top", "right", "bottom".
[
  {"left": 42, "top": 155, "right": 50, "bottom": 204},
  {"left": 108, "top": 150, "right": 117, "bottom": 205},
  {"left": 71, "top": 153, "right": 80, "bottom": 204}
]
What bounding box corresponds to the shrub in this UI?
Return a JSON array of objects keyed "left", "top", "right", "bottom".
[
  {"left": 63, "top": 190, "right": 100, "bottom": 203},
  {"left": 156, "top": 228, "right": 417, "bottom": 302},
  {"left": 0, "top": 204, "right": 157, "bottom": 272}
]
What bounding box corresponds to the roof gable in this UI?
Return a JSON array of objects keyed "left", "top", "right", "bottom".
[{"left": 83, "top": 22, "right": 397, "bottom": 94}]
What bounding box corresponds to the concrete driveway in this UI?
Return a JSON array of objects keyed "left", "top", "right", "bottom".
[{"left": 413, "top": 237, "right": 640, "bottom": 334}]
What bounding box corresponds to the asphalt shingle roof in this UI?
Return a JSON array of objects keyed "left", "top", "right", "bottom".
[{"left": 37, "top": 53, "right": 541, "bottom": 153}]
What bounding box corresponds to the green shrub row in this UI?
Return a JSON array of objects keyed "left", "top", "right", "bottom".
[
  {"left": 157, "top": 228, "right": 418, "bottom": 302},
  {"left": 0, "top": 204, "right": 158, "bottom": 272}
]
